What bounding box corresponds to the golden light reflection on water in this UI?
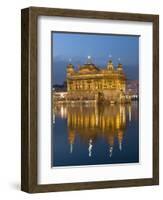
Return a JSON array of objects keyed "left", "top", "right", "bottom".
[{"left": 53, "top": 102, "right": 138, "bottom": 157}]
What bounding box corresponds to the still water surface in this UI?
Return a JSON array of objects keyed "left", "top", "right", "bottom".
[{"left": 52, "top": 102, "right": 139, "bottom": 167}]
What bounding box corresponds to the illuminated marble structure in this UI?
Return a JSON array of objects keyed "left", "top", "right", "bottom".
[{"left": 66, "top": 56, "right": 127, "bottom": 103}]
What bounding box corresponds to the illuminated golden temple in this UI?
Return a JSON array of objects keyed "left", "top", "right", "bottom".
[{"left": 66, "top": 56, "right": 128, "bottom": 104}]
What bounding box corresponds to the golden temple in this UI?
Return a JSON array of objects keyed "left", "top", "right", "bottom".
[{"left": 66, "top": 56, "right": 129, "bottom": 104}]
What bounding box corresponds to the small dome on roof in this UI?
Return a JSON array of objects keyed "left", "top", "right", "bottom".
[
  {"left": 67, "top": 63, "right": 74, "bottom": 68},
  {"left": 107, "top": 60, "right": 114, "bottom": 70},
  {"left": 117, "top": 63, "right": 123, "bottom": 71}
]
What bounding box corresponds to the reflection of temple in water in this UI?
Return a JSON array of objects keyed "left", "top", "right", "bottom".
[{"left": 53, "top": 103, "right": 137, "bottom": 158}]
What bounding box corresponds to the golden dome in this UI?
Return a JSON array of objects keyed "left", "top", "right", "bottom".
[{"left": 79, "top": 63, "right": 99, "bottom": 73}]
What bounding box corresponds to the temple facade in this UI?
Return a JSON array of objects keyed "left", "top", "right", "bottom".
[{"left": 66, "top": 57, "right": 128, "bottom": 104}]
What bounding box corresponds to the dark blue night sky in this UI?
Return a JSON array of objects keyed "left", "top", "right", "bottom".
[{"left": 52, "top": 32, "right": 139, "bottom": 85}]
